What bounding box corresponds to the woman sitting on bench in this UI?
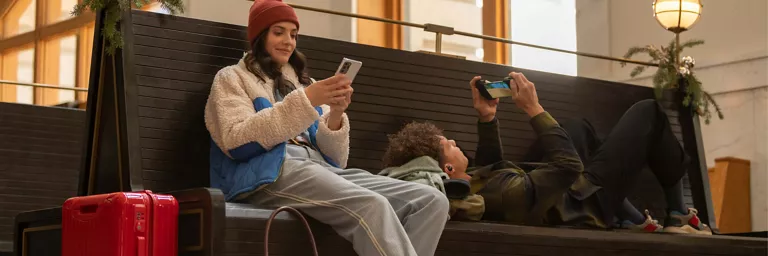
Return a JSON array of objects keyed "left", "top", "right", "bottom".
[
  {"left": 380, "top": 71, "right": 712, "bottom": 235},
  {"left": 204, "top": 1, "right": 449, "bottom": 255}
]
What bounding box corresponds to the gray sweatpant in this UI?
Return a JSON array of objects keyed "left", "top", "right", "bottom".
[{"left": 248, "top": 144, "right": 450, "bottom": 256}]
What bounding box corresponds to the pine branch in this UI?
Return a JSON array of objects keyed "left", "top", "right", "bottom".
[
  {"left": 680, "top": 39, "right": 705, "bottom": 50},
  {"left": 620, "top": 38, "right": 719, "bottom": 124},
  {"left": 621, "top": 46, "right": 655, "bottom": 67},
  {"left": 629, "top": 66, "right": 647, "bottom": 78},
  {"left": 653, "top": 70, "right": 665, "bottom": 99},
  {"left": 159, "top": 0, "right": 185, "bottom": 15},
  {"left": 71, "top": 0, "right": 92, "bottom": 16},
  {"left": 703, "top": 91, "right": 724, "bottom": 120},
  {"left": 70, "top": 0, "right": 185, "bottom": 55},
  {"left": 647, "top": 45, "right": 663, "bottom": 61},
  {"left": 117, "top": 0, "right": 130, "bottom": 11},
  {"left": 134, "top": 0, "right": 150, "bottom": 9}
]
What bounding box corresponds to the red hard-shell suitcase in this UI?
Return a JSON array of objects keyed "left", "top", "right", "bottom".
[{"left": 62, "top": 190, "right": 179, "bottom": 256}]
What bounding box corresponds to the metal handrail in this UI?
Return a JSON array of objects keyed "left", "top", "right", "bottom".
[
  {"left": 0, "top": 80, "right": 89, "bottom": 92},
  {"left": 271, "top": 2, "right": 659, "bottom": 67}
]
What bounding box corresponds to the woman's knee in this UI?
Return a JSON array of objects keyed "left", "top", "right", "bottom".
[
  {"left": 357, "top": 191, "right": 394, "bottom": 212},
  {"left": 417, "top": 185, "right": 450, "bottom": 213}
]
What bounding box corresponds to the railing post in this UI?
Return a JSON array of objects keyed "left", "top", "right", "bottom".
[{"left": 424, "top": 23, "right": 454, "bottom": 55}]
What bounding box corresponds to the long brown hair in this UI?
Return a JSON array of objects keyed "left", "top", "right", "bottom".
[{"left": 244, "top": 29, "right": 312, "bottom": 97}]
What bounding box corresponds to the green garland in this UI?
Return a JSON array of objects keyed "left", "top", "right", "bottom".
[
  {"left": 72, "top": 0, "right": 185, "bottom": 55},
  {"left": 621, "top": 39, "right": 724, "bottom": 124}
]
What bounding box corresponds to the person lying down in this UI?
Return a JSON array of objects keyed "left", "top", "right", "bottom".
[{"left": 379, "top": 71, "right": 712, "bottom": 235}]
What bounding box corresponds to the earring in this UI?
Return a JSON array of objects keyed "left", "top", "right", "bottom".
[{"left": 446, "top": 165, "right": 453, "bottom": 172}]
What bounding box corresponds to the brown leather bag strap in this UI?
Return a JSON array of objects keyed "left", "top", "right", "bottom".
[{"left": 264, "top": 206, "right": 319, "bottom": 256}]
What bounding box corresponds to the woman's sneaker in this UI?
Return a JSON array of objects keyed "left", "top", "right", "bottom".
[
  {"left": 621, "top": 210, "right": 664, "bottom": 233},
  {"left": 663, "top": 208, "right": 713, "bottom": 235}
]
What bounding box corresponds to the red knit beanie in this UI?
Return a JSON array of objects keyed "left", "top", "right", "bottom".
[{"left": 247, "top": 0, "right": 300, "bottom": 45}]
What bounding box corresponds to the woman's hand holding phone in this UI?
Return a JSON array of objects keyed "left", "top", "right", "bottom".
[
  {"left": 327, "top": 57, "right": 361, "bottom": 112},
  {"left": 325, "top": 77, "right": 353, "bottom": 131},
  {"left": 305, "top": 74, "right": 352, "bottom": 107},
  {"left": 329, "top": 86, "right": 352, "bottom": 114}
]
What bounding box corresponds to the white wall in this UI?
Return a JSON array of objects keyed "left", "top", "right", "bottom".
[
  {"left": 403, "top": 0, "right": 484, "bottom": 61},
  {"left": 510, "top": 0, "right": 577, "bottom": 76},
  {"left": 576, "top": 0, "right": 768, "bottom": 231},
  {"left": 181, "top": 0, "right": 356, "bottom": 42}
]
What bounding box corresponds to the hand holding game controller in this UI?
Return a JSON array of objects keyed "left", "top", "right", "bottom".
[
  {"left": 469, "top": 76, "right": 500, "bottom": 122},
  {"left": 507, "top": 72, "right": 544, "bottom": 118}
]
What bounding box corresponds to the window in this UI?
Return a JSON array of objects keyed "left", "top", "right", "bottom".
[
  {"left": 58, "top": 35, "right": 77, "bottom": 103},
  {"left": 3, "top": 0, "right": 36, "bottom": 38},
  {"left": 16, "top": 47, "right": 34, "bottom": 104},
  {"left": 510, "top": 0, "right": 577, "bottom": 76},
  {"left": 0, "top": 0, "right": 96, "bottom": 107},
  {"left": 55, "top": 0, "right": 79, "bottom": 23}
]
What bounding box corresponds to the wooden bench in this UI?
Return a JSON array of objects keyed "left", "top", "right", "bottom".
[
  {"left": 13, "top": 10, "right": 767, "bottom": 256},
  {"left": 0, "top": 103, "right": 84, "bottom": 254}
]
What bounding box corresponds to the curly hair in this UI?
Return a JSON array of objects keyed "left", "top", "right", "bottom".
[{"left": 382, "top": 121, "right": 445, "bottom": 168}]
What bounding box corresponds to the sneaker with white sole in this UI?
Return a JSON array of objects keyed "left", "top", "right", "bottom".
[
  {"left": 621, "top": 210, "right": 664, "bottom": 233},
  {"left": 663, "top": 208, "right": 713, "bottom": 235}
]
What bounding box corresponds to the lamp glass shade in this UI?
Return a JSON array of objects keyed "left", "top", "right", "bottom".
[{"left": 653, "top": 0, "right": 702, "bottom": 32}]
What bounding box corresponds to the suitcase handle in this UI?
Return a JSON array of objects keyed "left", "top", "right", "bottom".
[
  {"left": 67, "top": 204, "right": 101, "bottom": 221},
  {"left": 79, "top": 204, "right": 98, "bottom": 214},
  {"left": 264, "top": 206, "right": 318, "bottom": 256}
]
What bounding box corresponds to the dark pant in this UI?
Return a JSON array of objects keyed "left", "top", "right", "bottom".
[{"left": 526, "top": 99, "right": 689, "bottom": 224}]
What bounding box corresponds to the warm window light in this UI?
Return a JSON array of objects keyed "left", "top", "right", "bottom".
[
  {"left": 653, "top": 0, "right": 702, "bottom": 33},
  {"left": 476, "top": 0, "right": 483, "bottom": 8},
  {"left": 475, "top": 48, "right": 484, "bottom": 59}
]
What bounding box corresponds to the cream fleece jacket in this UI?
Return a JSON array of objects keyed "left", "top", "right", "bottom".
[{"left": 204, "top": 58, "right": 350, "bottom": 168}]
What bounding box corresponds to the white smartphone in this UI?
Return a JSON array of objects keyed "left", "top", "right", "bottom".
[{"left": 335, "top": 57, "right": 363, "bottom": 82}]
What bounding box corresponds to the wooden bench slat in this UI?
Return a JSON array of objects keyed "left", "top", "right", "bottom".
[
  {"left": 132, "top": 24, "right": 245, "bottom": 50},
  {"left": 0, "top": 162, "right": 79, "bottom": 176},
  {"left": 0, "top": 119, "right": 83, "bottom": 135},
  {"left": 140, "top": 137, "right": 202, "bottom": 152},
  {"left": 0, "top": 103, "right": 84, "bottom": 120},
  {"left": 132, "top": 12, "right": 247, "bottom": 39},
  {"left": 134, "top": 65, "right": 215, "bottom": 84},
  {"left": 0, "top": 202, "right": 62, "bottom": 212},
  {"left": 134, "top": 55, "right": 223, "bottom": 75},
  {"left": 0, "top": 137, "right": 81, "bottom": 155},
  {"left": 137, "top": 86, "right": 208, "bottom": 104},
  {"left": 0, "top": 171, "right": 79, "bottom": 184},
  {"left": 133, "top": 34, "right": 243, "bottom": 59},
  {"left": 137, "top": 117, "right": 207, "bottom": 133},
  {"left": 0, "top": 179, "right": 77, "bottom": 192},
  {"left": 136, "top": 75, "right": 212, "bottom": 93},
  {"left": 0, "top": 188, "right": 75, "bottom": 202},
  {"left": 306, "top": 53, "right": 576, "bottom": 97},
  {"left": 0, "top": 127, "right": 82, "bottom": 142},
  {"left": 134, "top": 44, "right": 238, "bottom": 67},
  {"left": 0, "top": 149, "right": 81, "bottom": 162},
  {"left": 0, "top": 194, "right": 68, "bottom": 206},
  {"left": 0, "top": 113, "right": 84, "bottom": 128}
]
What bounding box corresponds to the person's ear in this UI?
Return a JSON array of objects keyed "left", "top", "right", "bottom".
[{"left": 443, "top": 164, "right": 454, "bottom": 175}]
